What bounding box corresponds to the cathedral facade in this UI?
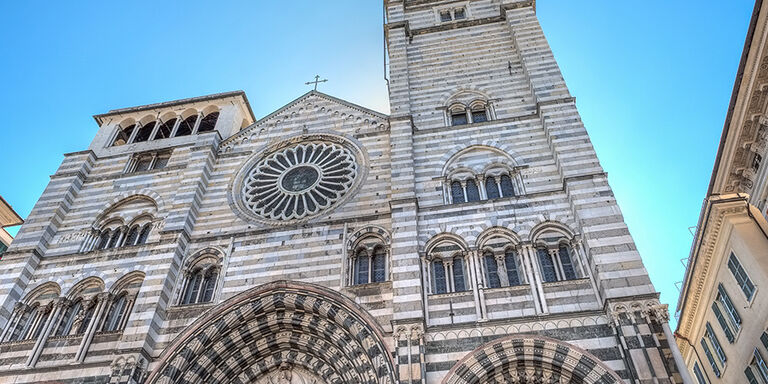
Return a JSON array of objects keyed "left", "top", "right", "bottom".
[{"left": 0, "top": 1, "right": 688, "bottom": 383}]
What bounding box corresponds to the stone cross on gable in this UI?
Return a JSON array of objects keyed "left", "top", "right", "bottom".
[{"left": 305, "top": 75, "right": 328, "bottom": 91}]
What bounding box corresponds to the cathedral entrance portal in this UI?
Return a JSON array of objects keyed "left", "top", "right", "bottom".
[
  {"left": 252, "top": 363, "right": 324, "bottom": 384},
  {"left": 442, "top": 335, "right": 623, "bottom": 384},
  {"left": 146, "top": 281, "right": 396, "bottom": 384}
]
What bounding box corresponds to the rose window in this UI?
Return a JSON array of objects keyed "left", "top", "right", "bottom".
[{"left": 241, "top": 142, "right": 358, "bottom": 221}]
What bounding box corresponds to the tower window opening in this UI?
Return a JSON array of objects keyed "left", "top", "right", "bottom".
[
  {"left": 154, "top": 118, "right": 176, "bottom": 140},
  {"left": 453, "top": 8, "right": 466, "bottom": 20},
  {"left": 112, "top": 124, "right": 135, "bottom": 147},
  {"left": 175, "top": 115, "right": 197, "bottom": 137},
  {"left": 451, "top": 112, "right": 468, "bottom": 126},
  {"left": 471, "top": 109, "right": 487, "bottom": 123},
  {"left": 133, "top": 122, "right": 155, "bottom": 143},
  {"left": 197, "top": 112, "right": 219, "bottom": 133},
  {"left": 440, "top": 10, "right": 452, "bottom": 22}
]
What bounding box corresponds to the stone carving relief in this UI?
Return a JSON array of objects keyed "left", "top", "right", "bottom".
[{"left": 253, "top": 364, "right": 323, "bottom": 384}]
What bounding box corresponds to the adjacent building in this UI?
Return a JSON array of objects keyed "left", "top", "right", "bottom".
[
  {"left": 0, "top": 1, "right": 689, "bottom": 383},
  {"left": 0, "top": 196, "right": 23, "bottom": 257},
  {"left": 675, "top": 0, "right": 768, "bottom": 382}
]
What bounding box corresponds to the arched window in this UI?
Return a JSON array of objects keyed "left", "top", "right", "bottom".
[
  {"left": 348, "top": 233, "right": 389, "bottom": 286},
  {"left": 133, "top": 121, "right": 156, "bottom": 143},
  {"left": 558, "top": 245, "right": 577, "bottom": 280},
  {"left": 432, "top": 260, "right": 447, "bottom": 294},
  {"left": 537, "top": 247, "right": 558, "bottom": 283},
  {"left": 8, "top": 305, "right": 49, "bottom": 342},
  {"left": 372, "top": 246, "right": 387, "bottom": 283},
  {"left": 504, "top": 249, "right": 521, "bottom": 286},
  {"left": 470, "top": 106, "right": 488, "bottom": 123},
  {"left": 101, "top": 294, "right": 127, "bottom": 332},
  {"left": 485, "top": 176, "right": 500, "bottom": 199},
  {"left": 500, "top": 174, "right": 515, "bottom": 197},
  {"left": 197, "top": 112, "right": 219, "bottom": 133},
  {"left": 175, "top": 115, "right": 197, "bottom": 137},
  {"left": 484, "top": 251, "right": 501, "bottom": 288},
  {"left": 97, "top": 230, "right": 111, "bottom": 250},
  {"left": 112, "top": 124, "right": 136, "bottom": 146},
  {"left": 180, "top": 255, "right": 220, "bottom": 306},
  {"left": 450, "top": 181, "right": 465, "bottom": 204},
  {"left": 450, "top": 110, "right": 468, "bottom": 126},
  {"left": 154, "top": 118, "right": 176, "bottom": 140},
  {"left": 355, "top": 249, "right": 370, "bottom": 285},
  {"left": 77, "top": 303, "right": 96, "bottom": 335},
  {"left": 453, "top": 256, "right": 467, "bottom": 292},
  {"left": 124, "top": 226, "right": 140, "bottom": 246},
  {"left": 54, "top": 300, "right": 82, "bottom": 337},
  {"left": 137, "top": 224, "right": 151, "bottom": 245},
  {"left": 107, "top": 229, "right": 123, "bottom": 249},
  {"left": 465, "top": 179, "right": 480, "bottom": 202}
]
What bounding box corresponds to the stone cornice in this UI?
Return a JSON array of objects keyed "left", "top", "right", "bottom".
[{"left": 675, "top": 195, "right": 750, "bottom": 356}]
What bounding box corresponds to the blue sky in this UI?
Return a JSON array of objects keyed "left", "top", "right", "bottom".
[{"left": 0, "top": 1, "right": 756, "bottom": 326}]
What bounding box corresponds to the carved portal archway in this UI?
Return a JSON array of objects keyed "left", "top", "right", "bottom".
[
  {"left": 442, "top": 335, "right": 622, "bottom": 384},
  {"left": 146, "top": 281, "right": 396, "bottom": 384}
]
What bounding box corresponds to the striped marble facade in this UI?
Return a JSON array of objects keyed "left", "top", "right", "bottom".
[{"left": 0, "top": 0, "right": 686, "bottom": 383}]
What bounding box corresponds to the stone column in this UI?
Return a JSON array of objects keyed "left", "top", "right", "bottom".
[
  {"left": 27, "top": 298, "right": 66, "bottom": 367},
  {"left": 522, "top": 244, "right": 547, "bottom": 314},
  {"left": 650, "top": 305, "right": 694, "bottom": 384},
  {"left": 75, "top": 292, "right": 111, "bottom": 363},
  {"left": 467, "top": 251, "right": 485, "bottom": 320},
  {"left": 0, "top": 302, "right": 26, "bottom": 341},
  {"left": 495, "top": 254, "right": 510, "bottom": 287}
]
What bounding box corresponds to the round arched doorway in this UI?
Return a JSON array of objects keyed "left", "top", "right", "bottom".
[
  {"left": 146, "top": 281, "right": 396, "bottom": 384},
  {"left": 442, "top": 335, "right": 622, "bottom": 384}
]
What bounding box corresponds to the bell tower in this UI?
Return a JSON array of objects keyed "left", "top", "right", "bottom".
[{"left": 384, "top": 0, "right": 692, "bottom": 382}]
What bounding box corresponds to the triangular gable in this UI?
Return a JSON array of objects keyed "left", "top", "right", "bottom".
[{"left": 222, "top": 91, "right": 388, "bottom": 147}]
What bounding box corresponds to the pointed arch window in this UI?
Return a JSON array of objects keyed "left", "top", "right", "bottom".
[
  {"left": 483, "top": 251, "right": 501, "bottom": 289},
  {"left": 197, "top": 112, "right": 219, "bottom": 133},
  {"left": 505, "top": 249, "right": 521, "bottom": 286}
]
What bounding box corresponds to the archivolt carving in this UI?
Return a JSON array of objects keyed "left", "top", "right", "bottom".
[{"left": 253, "top": 364, "right": 323, "bottom": 384}]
